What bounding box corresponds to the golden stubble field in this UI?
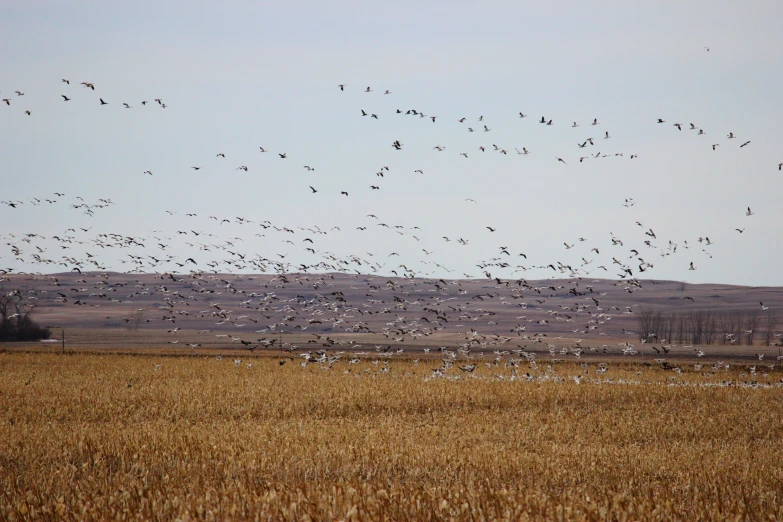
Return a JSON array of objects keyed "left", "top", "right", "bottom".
[{"left": 2, "top": 352, "right": 783, "bottom": 521}]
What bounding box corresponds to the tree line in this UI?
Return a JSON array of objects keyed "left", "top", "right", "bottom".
[
  {"left": 0, "top": 289, "right": 50, "bottom": 341},
  {"left": 638, "top": 309, "right": 780, "bottom": 346}
]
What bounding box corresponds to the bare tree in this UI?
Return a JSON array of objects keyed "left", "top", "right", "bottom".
[
  {"left": 704, "top": 311, "right": 716, "bottom": 345},
  {"left": 125, "top": 310, "right": 147, "bottom": 332},
  {"left": 764, "top": 309, "right": 779, "bottom": 346},
  {"left": 689, "top": 312, "right": 705, "bottom": 345},
  {"left": 733, "top": 311, "right": 746, "bottom": 345},
  {"left": 675, "top": 314, "right": 686, "bottom": 344},
  {"left": 638, "top": 310, "right": 653, "bottom": 341},
  {"left": 745, "top": 310, "right": 760, "bottom": 346},
  {"left": 719, "top": 312, "right": 737, "bottom": 345}
]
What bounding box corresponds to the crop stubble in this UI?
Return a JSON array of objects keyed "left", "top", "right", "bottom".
[{"left": 1, "top": 353, "right": 782, "bottom": 520}]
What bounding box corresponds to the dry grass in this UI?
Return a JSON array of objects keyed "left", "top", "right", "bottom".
[{"left": 2, "top": 352, "right": 782, "bottom": 521}]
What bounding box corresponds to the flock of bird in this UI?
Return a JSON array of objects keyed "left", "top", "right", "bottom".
[
  {"left": 1, "top": 75, "right": 781, "bottom": 382},
  {"left": 141, "top": 347, "right": 780, "bottom": 391},
  {"left": 1, "top": 80, "right": 167, "bottom": 114}
]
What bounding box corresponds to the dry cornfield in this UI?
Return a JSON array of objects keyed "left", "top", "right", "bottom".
[{"left": 2, "top": 352, "right": 783, "bottom": 521}]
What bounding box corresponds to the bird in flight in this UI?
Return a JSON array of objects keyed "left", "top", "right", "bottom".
[
  {"left": 746, "top": 207, "right": 754, "bottom": 216},
  {"left": 61, "top": 95, "right": 71, "bottom": 101},
  {"left": 309, "top": 186, "right": 318, "bottom": 193},
  {"left": 99, "top": 98, "right": 108, "bottom": 105}
]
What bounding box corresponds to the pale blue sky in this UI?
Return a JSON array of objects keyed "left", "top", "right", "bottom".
[{"left": 1, "top": 1, "right": 782, "bottom": 284}]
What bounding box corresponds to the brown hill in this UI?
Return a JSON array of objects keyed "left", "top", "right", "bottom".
[{"left": 2, "top": 272, "right": 781, "bottom": 353}]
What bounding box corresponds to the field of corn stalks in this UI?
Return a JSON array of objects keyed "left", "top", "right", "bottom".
[{"left": 2, "top": 351, "right": 783, "bottom": 521}]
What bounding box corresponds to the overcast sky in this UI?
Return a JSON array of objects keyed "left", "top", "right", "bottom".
[{"left": 1, "top": 1, "right": 782, "bottom": 285}]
